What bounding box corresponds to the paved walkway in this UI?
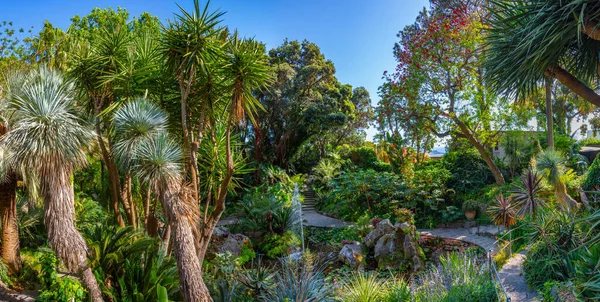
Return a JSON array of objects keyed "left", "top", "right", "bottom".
[
  {"left": 419, "top": 227, "right": 499, "bottom": 254},
  {"left": 497, "top": 250, "right": 539, "bottom": 302}
]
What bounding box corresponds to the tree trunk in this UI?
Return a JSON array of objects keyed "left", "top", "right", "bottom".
[
  {"left": 545, "top": 77, "right": 555, "bottom": 150},
  {"left": 119, "top": 173, "right": 136, "bottom": 229},
  {"left": 546, "top": 66, "right": 600, "bottom": 107},
  {"left": 0, "top": 174, "right": 21, "bottom": 274},
  {"left": 41, "top": 170, "right": 102, "bottom": 301},
  {"left": 162, "top": 184, "right": 208, "bottom": 301},
  {"left": 95, "top": 127, "right": 125, "bottom": 228},
  {"left": 454, "top": 117, "right": 505, "bottom": 185}
]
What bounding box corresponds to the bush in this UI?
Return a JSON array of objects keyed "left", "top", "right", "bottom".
[
  {"left": 579, "top": 137, "right": 600, "bottom": 147},
  {"left": 523, "top": 242, "right": 569, "bottom": 290},
  {"left": 461, "top": 199, "right": 480, "bottom": 212},
  {"left": 262, "top": 231, "right": 300, "bottom": 259},
  {"left": 412, "top": 252, "right": 497, "bottom": 301},
  {"left": 582, "top": 154, "right": 600, "bottom": 190},
  {"left": 443, "top": 149, "right": 496, "bottom": 194},
  {"left": 320, "top": 170, "right": 405, "bottom": 221},
  {"left": 348, "top": 147, "right": 392, "bottom": 172},
  {"left": 263, "top": 255, "right": 333, "bottom": 301},
  {"left": 340, "top": 273, "right": 410, "bottom": 302},
  {"left": 233, "top": 184, "right": 293, "bottom": 235}
]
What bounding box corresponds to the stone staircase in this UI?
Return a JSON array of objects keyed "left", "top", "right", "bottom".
[{"left": 302, "top": 185, "right": 317, "bottom": 212}]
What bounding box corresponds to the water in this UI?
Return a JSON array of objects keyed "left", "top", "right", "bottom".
[{"left": 290, "top": 184, "right": 305, "bottom": 252}]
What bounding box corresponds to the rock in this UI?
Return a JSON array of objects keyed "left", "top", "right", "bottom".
[
  {"left": 363, "top": 219, "right": 394, "bottom": 248},
  {"left": 207, "top": 228, "right": 251, "bottom": 260},
  {"left": 374, "top": 234, "right": 396, "bottom": 259},
  {"left": 396, "top": 222, "right": 411, "bottom": 233},
  {"left": 338, "top": 242, "right": 363, "bottom": 269}
]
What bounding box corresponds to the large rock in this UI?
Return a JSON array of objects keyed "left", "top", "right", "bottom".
[
  {"left": 363, "top": 219, "right": 394, "bottom": 248},
  {"left": 207, "top": 227, "right": 251, "bottom": 260},
  {"left": 371, "top": 222, "right": 423, "bottom": 271},
  {"left": 338, "top": 242, "right": 363, "bottom": 269}
]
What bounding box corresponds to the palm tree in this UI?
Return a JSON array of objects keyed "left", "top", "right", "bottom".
[
  {"left": 132, "top": 132, "right": 207, "bottom": 301},
  {"left": 536, "top": 150, "right": 579, "bottom": 210},
  {"left": 0, "top": 70, "right": 25, "bottom": 274},
  {"left": 113, "top": 98, "right": 168, "bottom": 236},
  {"left": 485, "top": 0, "right": 600, "bottom": 107},
  {"left": 1, "top": 67, "right": 102, "bottom": 301}
]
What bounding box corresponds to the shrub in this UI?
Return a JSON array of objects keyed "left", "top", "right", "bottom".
[
  {"left": 443, "top": 149, "right": 495, "bottom": 194},
  {"left": 261, "top": 231, "right": 300, "bottom": 259},
  {"left": 348, "top": 147, "right": 392, "bottom": 172},
  {"left": 461, "top": 199, "right": 480, "bottom": 212},
  {"left": 582, "top": 154, "right": 600, "bottom": 190},
  {"left": 393, "top": 208, "right": 415, "bottom": 224},
  {"left": 412, "top": 252, "right": 497, "bottom": 302},
  {"left": 320, "top": 170, "right": 405, "bottom": 221},
  {"left": 523, "top": 242, "right": 569, "bottom": 290},
  {"left": 340, "top": 272, "right": 410, "bottom": 302},
  {"left": 579, "top": 137, "right": 600, "bottom": 147},
  {"left": 233, "top": 184, "right": 293, "bottom": 235},
  {"left": 37, "top": 277, "right": 87, "bottom": 302}
]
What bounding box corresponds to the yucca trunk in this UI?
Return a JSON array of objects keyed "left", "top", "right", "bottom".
[
  {"left": 41, "top": 168, "right": 102, "bottom": 301},
  {"left": 161, "top": 183, "right": 208, "bottom": 301},
  {"left": 0, "top": 174, "right": 21, "bottom": 274},
  {"left": 555, "top": 182, "right": 579, "bottom": 211},
  {"left": 545, "top": 77, "right": 554, "bottom": 150}
]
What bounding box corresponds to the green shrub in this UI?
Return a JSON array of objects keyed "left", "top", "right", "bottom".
[
  {"left": 37, "top": 277, "right": 87, "bottom": 302},
  {"left": 412, "top": 252, "right": 497, "bottom": 302},
  {"left": 461, "top": 199, "right": 480, "bottom": 212},
  {"left": 348, "top": 147, "right": 392, "bottom": 172},
  {"left": 443, "top": 149, "right": 496, "bottom": 194},
  {"left": 233, "top": 184, "right": 293, "bottom": 235},
  {"left": 523, "top": 242, "right": 569, "bottom": 290},
  {"left": 262, "top": 231, "right": 300, "bottom": 259},
  {"left": 582, "top": 154, "right": 600, "bottom": 190},
  {"left": 263, "top": 256, "right": 333, "bottom": 301},
  {"left": 579, "top": 137, "right": 600, "bottom": 147},
  {"left": 239, "top": 245, "right": 257, "bottom": 266},
  {"left": 393, "top": 208, "right": 415, "bottom": 224},
  {"left": 320, "top": 170, "right": 405, "bottom": 221}
]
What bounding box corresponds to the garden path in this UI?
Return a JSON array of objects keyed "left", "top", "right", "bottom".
[
  {"left": 419, "top": 227, "right": 499, "bottom": 254},
  {"left": 301, "top": 186, "right": 352, "bottom": 228},
  {"left": 497, "top": 250, "right": 539, "bottom": 302}
]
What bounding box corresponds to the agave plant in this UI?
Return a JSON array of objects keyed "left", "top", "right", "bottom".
[
  {"left": 511, "top": 169, "right": 547, "bottom": 218},
  {"left": 263, "top": 257, "right": 333, "bottom": 302},
  {"left": 488, "top": 194, "right": 517, "bottom": 230}
]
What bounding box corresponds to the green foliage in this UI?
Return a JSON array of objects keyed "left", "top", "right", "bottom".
[
  {"left": 263, "top": 256, "right": 333, "bottom": 302},
  {"left": 579, "top": 137, "right": 600, "bottom": 147},
  {"left": 262, "top": 231, "right": 300, "bottom": 259},
  {"left": 38, "top": 277, "right": 87, "bottom": 302},
  {"left": 523, "top": 242, "right": 569, "bottom": 290},
  {"left": 573, "top": 243, "right": 600, "bottom": 299},
  {"left": 443, "top": 149, "right": 495, "bottom": 194},
  {"left": 340, "top": 273, "right": 390, "bottom": 302},
  {"left": 233, "top": 184, "right": 293, "bottom": 235},
  {"left": 237, "top": 257, "right": 276, "bottom": 298},
  {"left": 461, "top": 199, "right": 480, "bottom": 212},
  {"left": 348, "top": 147, "right": 392, "bottom": 172},
  {"left": 238, "top": 245, "right": 256, "bottom": 266},
  {"left": 582, "top": 154, "right": 600, "bottom": 190},
  {"left": 86, "top": 225, "right": 179, "bottom": 301},
  {"left": 412, "top": 252, "right": 497, "bottom": 302},
  {"left": 321, "top": 170, "right": 404, "bottom": 221},
  {"left": 305, "top": 226, "right": 361, "bottom": 246},
  {"left": 441, "top": 206, "right": 463, "bottom": 223},
  {"left": 393, "top": 208, "right": 415, "bottom": 224},
  {"left": 0, "top": 261, "right": 13, "bottom": 288}
]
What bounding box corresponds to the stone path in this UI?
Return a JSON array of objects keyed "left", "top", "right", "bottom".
[
  {"left": 419, "top": 227, "right": 499, "bottom": 254},
  {"left": 497, "top": 250, "right": 539, "bottom": 302},
  {"left": 301, "top": 186, "right": 352, "bottom": 228}
]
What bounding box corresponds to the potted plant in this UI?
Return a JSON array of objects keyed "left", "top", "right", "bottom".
[{"left": 462, "top": 199, "right": 479, "bottom": 220}]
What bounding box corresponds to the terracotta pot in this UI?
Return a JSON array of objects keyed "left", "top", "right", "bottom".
[{"left": 464, "top": 210, "right": 476, "bottom": 220}]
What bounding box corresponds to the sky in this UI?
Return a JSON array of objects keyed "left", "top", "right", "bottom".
[{"left": 1, "top": 0, "right": 430, "bottom": 140}]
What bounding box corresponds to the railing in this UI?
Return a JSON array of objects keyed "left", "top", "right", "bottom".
[{"left": 487, "top": 249, "right": 511, "bottom": 302}]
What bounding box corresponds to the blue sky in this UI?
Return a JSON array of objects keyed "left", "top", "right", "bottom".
[{"left": 1, "top": 0, "right": 430, "bottom": 140}]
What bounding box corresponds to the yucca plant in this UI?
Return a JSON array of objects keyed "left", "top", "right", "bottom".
[
  {"left": 511, "top": 169, "right": 547, "bottom": 217},
  {"left": 263, "top": 257, "right": 333, "bottom": 302},
  {"left": 536, "top": 150, "right": 579, "bottom": 210},
  {"left": 488, "top": 194, "right": 517, "bottom": 230},
  {"left": 1, "top": 67, "right": 102, "bottom": 300}
]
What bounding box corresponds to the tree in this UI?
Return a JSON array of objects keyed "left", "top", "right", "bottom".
[
  {"left": 485, "top": 0, "right": 600, "bottom": 108},
  {"left": 1, "top": 67, "right": 102, "bottom": 301},
  {"left": 161, "top": 0, "right": 225, "bottom": 203},
  {"left": 380, "top": 0, "right": 507, "bottom": 184},
  {"left": 0, "top": 70, "right": 22, "bottom": 274}
]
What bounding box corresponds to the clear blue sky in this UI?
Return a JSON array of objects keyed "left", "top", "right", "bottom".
[{"left": 1, "top": 0, "right": 430, "bottom": 140}]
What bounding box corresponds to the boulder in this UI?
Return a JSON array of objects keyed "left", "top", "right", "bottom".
[
  {"left": 338, "top": 242, "right": 363, "bottom": 269},
  {"left": 363, "top": 219, "right": 394, "bottom": 248},
  {"left": 207, "top": 227, "right": 251, "bottom": 260},
  {"left": 369, "top": 221, "right": 424, "bottom": 271}
]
